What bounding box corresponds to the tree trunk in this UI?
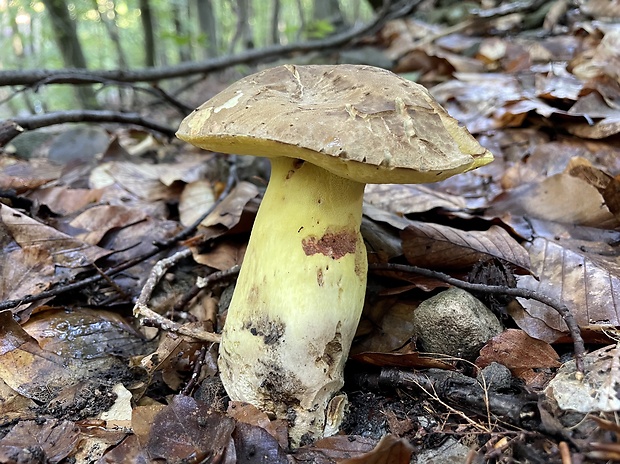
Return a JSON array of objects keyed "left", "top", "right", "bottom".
[
  {"left": 91, "top": 0, "right": 128, "bottom": 69},
  {"left": 270, "top": 0, "right": 281, "bottom": 45},
  {"left": 228, "top": 0, "right": 254, "bottom": 54},
  {"left": 139, "top": 0, "right": 157, "bottom": 67},
  {"left": 313, "top": 0, "right": 345, "bottom": 29},
  {"left": 172, "top": 1, "right": 192, "bottom": 62},
  {"left": 41, "top": 0, "right": 98, "bottom": 108},
  {"left": 195, "top": 0, "right": 218, "bottom": 58}
]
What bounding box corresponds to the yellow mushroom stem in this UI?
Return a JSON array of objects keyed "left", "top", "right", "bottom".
[{"left": 218, "top": 156, "right": 367, "bottom": 446}]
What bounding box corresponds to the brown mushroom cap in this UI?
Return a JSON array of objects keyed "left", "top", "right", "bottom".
[{"left": 177, "top": 64, "right": 493, "bottom": 184}]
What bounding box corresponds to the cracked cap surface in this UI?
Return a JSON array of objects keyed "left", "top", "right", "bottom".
[{"left": 177, "top": 64, "right": 493, "bottom": 184}]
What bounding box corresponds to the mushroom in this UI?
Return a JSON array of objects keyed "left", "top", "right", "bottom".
[{"left": 177, "top": 64, "right": 493, "bottom": 445}]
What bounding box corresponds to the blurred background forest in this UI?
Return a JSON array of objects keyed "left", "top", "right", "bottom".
[{"left": 0, "top": 0, "right": 379, "bottom": 116}]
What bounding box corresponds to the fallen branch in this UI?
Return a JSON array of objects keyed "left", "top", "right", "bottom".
[
  {"left": 354, "top": 367, "right": 540, "bottom": 430},
  {"left": 370, "top": 263, "right": 586, "bottom": 375},
  {"left": 0, "top": 110, "right": 176, "bottom": 147}
]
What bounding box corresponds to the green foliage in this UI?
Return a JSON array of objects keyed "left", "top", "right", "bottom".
[{"left": 304, "top": 19, "right": 335, "bottom": 40}]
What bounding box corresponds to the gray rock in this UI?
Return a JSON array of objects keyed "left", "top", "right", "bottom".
[
  {"left": 477, "top": 362, "right": 512, "bottom": 391},
  {"left": 413, "top": 288, "right": 503, "bottom": 360},
  {"left": 414, "top": 437, "right": 479, "bottom": 464}
]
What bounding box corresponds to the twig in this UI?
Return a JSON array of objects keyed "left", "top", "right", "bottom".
[
  {"left": 132, "top": 248, "right": 221, "bottom": 343},
  {"left": 181, "top": 344, "right": 212, "bottom": 396},
  {"left": 0, "top": 110, "right": 176, "bottom": 147},
  {"left": 0, "top": 157, "right": 238, "bottom": 312},
  {"left": 370, "top": 263, "right": 586, "bottom": 374}
]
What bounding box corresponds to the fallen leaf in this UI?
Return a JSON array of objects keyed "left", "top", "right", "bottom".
[
  {"left": 545, "top": 344, "right": 620, "bottom": 413},
  {"left": 70, "top": 204, "right": 148, "bottom": 245},
  {"left": 179, "top": 179, "right": 216, "bottom": 227},
  {"left": 364, "top": 184, "right": 466, "bottom": 215},
  {"left": 514, "top": 237, "right": 620, "bottom": 342},
  {"left": 402, "top": 222, "right": 530, "bottom": 272},
  {"left": 338, "top": 434, "right": 414, "bottom": 464},
  {"left": 147, "top": 395, "right": 235, "bottom": 462},
  {"left": 0, "top": 419, "right": 79, "bottom": 464},
  {"left": 232, "top": 422, "right": 289, "bottom": 464},
  {"left": 476, "top": 329, "right": 561, "bottom": 371}
]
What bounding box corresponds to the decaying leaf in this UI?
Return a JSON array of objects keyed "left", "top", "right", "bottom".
[
  {"left": 0, "top": 419, "right": 79, "bottom": 464},
  {"left": 147, "top": 395, "right": 235, "bottom": 462},
  {"left": 514, "top": 237, "right": 620, "bottom": 342},
  {"left": 546, "top": 344, "right": 620, "bottom": 413}
]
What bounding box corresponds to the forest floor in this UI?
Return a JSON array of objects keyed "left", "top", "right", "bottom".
[{"left": 1, "top": 1, "right": 620, "bottom": 463}]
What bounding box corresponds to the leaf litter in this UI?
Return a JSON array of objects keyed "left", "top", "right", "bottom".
[{"left": 1, "top": 2, "right": 620, "bottom": 462}]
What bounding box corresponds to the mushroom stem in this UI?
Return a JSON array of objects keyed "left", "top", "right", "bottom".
[{"left": 218, "top": 156, "right": 367, "bottom": 446}]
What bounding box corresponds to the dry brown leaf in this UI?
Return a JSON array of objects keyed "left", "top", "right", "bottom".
[
  {"left": 476, "top": 329, "right": 560, "bottom": 371},
  {"left": 354, "top": 299, "right": 417, "bottom": 354},
  {"left": 147, "top": 395, "right": 235, "bottom": 462},
  {"left": 514, "top": 237, "right": 620, "bottom": 343},
  {"left": 227, "top": 401, "right": 273, "bottom": 429},
  {"left": 338, "top": 434, "right": 414, "bottom": 464},
  {"left": 193, "top": 239, "right": 247, "bottom": 271},
  {"left": 566, "top": 115, "right": 620, "bottom": 139},
  {"left": 402, "top": 222, "right": 530, "bottom": 272},
  {"left": 0, "top": 158, "right": 63, "bottom": 193},
  {"left": 98, "top": 434, "right": 150, "bottom": 464},
  {"left": 131, "top": 403, "right": 167, "bottom": 446},
  {"left": 179, "top": 179, "right": 216, "bottom": 227},
  {"left": 1, "top": 204, "right": 110, "bottom": 268},
  {"left": 350, "top": 351, "right": 455, "bottom": 370},
  {"left": 364, "top": 184, "right": 466, "bottom": 215},
  {"left": 0, "top": 419, "right": 79, "bottom": 464},
  {"left": 90, "top": 158, "right": 207, "bottom": 201},
  {"left": 570, "top": 29, "right": 620, "bottom": 82},
  {"left": 489, "top": 173, "right": 619, "bottom": 230},
  {"left": 28, "top": 186, "right": 104, "bottom": 215},
  {"left": 298, "top": 435, "right": 377, "bottom": 462},
  {"left": 69, "top": 204, "right": 148, "bottom": 245},
  {"left": 200, "top": 181, "right": 259, "bottom": 230}
]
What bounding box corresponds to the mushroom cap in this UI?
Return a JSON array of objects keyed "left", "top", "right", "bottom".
[{"left": 177, "top": 64, "right": 493, "bottom": 184}]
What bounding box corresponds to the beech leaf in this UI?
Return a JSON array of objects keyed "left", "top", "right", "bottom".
[{"left": 402, "top": 222, "right": 530, "bottom": 272}]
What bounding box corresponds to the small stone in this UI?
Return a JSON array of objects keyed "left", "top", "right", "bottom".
[
  {"left": 413, "top": 288, "right": 503, "bottom": 360},
  {"left": 477, "top": 362, "right": 513, "bottom": 391}
]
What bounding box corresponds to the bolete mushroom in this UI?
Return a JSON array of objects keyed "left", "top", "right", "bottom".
[{"left": 177, "top": 64, "right": 493, "bottom": 445}]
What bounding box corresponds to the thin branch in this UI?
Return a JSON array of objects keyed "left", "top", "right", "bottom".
[
  {"left": 0, "top": 110, "right": 176, "bottom": 147},
  {"left": 0, "top": 1, "right": 410, "bottom": 87},
  {"left": 370, "top": 263, "right": 586, "bottom": 374}
]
